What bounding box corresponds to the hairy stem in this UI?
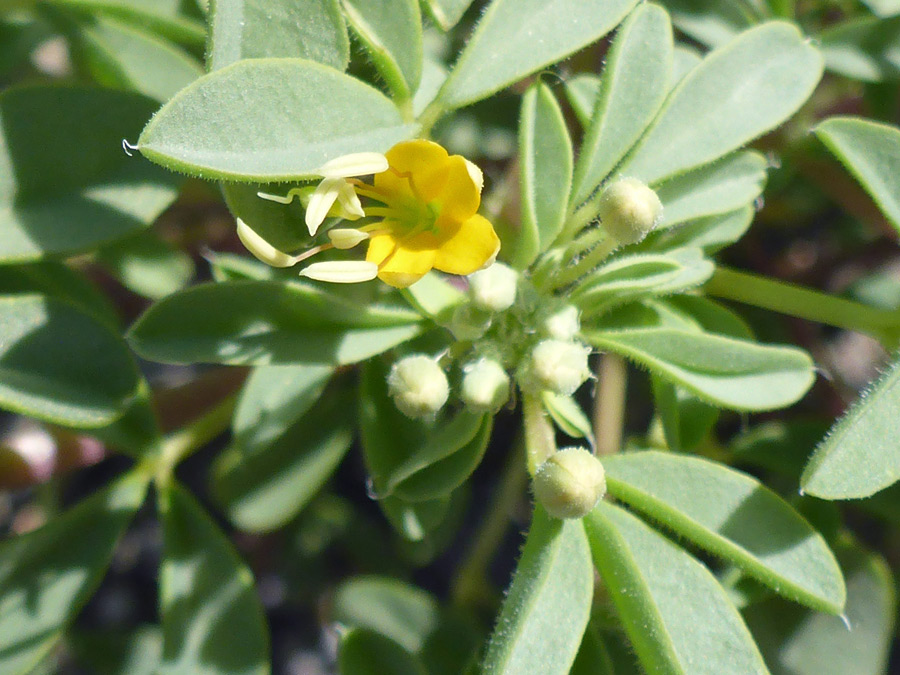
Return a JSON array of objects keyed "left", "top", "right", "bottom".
[{"left": 593, "top": 354, "right": 628, "bottom": 456}]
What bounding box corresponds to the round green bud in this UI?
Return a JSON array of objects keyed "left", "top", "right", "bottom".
[
  {"left": 387, "top": 355, "right": 449, "bottom": 419},
  {"left": 543, "top": 305, "right": 580, "bottom": 341},
  {"left": 468, "top": 262, "right": 518, "bottom": 312},
  {"left": 533, "top": 447, "right": 606, "bottom": 519},
  {"left": 449, "top": 304, "right": 492, "bottom": 341},
  {"left": 597, "top": 177, "right": 663, "bottom": 245},
  {"left": 526, "top": 339, "right": 591, "bottom": 396},
  {"left": 461, "top": 359, "right": 510, "bottom": 413}
]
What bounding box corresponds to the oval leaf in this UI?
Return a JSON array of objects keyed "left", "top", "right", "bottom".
[
  {"left": 618, "top": 21, "right": 823, "bottom": 185},
  {"left": 438, "top": 0, "right": 639, "bottom": 108},
  {"left": 605, "top": 450, "right": 846, "bottom": 614},
  {"left": 584, "top": 502, "right": 769, "bottom": 675},
  {"left": 0, "top": 294, "right": 140, "bottom": 427},
  {"left": 802, "top": 354, "right": 900, "bottom": 499},
  {"left": 483, "top": 507, "right": 593, "bottom": 675},
  {"left": 158, "top": 483, "right": 269, "bottom": 675},
  {"left": 585, "top": 327, "right": 815, "bottom": 411},
  {"left": 138, "top": 59, "right": 414, "bottom": 181},
  {"left": 128, "top": 280, "right": 423, "bottom": 366},
  {"left": 0, "top": 473, "right": 147, "bottom": 675},
  {"left": 571, "top": 3, "right": 673, "bottom": 205},
  {"left": 0, "top": 86, "right": 182, "bottom": 263}
]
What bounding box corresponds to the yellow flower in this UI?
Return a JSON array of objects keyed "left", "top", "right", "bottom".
[
  {"left": 356, "top": 140, "right": 500, "bottom": 288},
  {"left": 237, "top": 140, "right": 501, "bottom": 289}
]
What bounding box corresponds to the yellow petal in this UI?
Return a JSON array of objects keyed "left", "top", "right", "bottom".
[
  {"left": 433, "top": 155, "right": 480, "bottom": 223},
  {"left": 375, "top": 139, "right": 448, "bottom": 202},
  {"left": 433, "top": 214, "right": 501, "bottom": 276},
  {"left": 367, "top": 232, "right": 437, "bottom": 288}
]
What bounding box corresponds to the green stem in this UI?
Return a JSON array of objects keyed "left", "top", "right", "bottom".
[
  {"left": 523, "top": 393, "right": 557, "bottom": 475},
  {"left": 450, "top": 440, "right": 528, "bottom": 611},
  {"left": 417, "top": 100, "right": 447, "bottom": 138},
  {"left": 153, "top": 394, "right": 237, "bottom": 484},
  {"left": 705, "top": 266, "right": 900, "bottom": 348},
  {"left": 593, "top": 354, "right": 627, "bottom": 456},
  {"left": 550, "top": 237, "right": 618, "bottom": 291},
  {"left": 555, "top": 192, "right": 605, "bottom": 247}
]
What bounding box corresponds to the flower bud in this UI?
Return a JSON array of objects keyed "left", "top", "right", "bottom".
[
  {"left": 387, "top": 355, "right": 449, "bottom": 419},
  {"left": 449, "top": 304, "right": 492, "bottom": 341},
  {"left": 597, "top": 177, "right": 663, "bottom": 245},
  {"left": 468, "top": 262, "right": 518, "bottom": 312},
  {"left": 461, "top": 359, "right": 510, "bottom": 413},
  {"left": 526, "top": 339, "right": 591, "bottom": 395},
  {"left": 533, "top": 447, "right": 606, "bottom": 519},
  {"left": 543, "top": 305, "right": 580, "bottom": 341}
]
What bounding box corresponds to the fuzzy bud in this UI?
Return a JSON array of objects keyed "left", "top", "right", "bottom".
[
  {"left": 526, "top": 339, "right": 591, "bottom": 395},
  {"left": 387, "top": 355, "right": 449, "bottom": 419},
  {"left": 533, "top": 447, "right": 606, "bottom": 519},
  {"left": 468, "top": 262, "right": 518, "bottom": 312},
  {"left": 597, "top": 177, "right": 663, "bottom": 245},
  {"left": 449, "top": 304, "right": 492, "bottom": 341},
  {"left": 461, "top": 359, "right": 510, "bottom": 413},
  {"left": 543, "top": 305, "right": 580, "bottom": 341}
]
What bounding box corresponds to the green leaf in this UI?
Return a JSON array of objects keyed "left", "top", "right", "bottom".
[
  {"left": 341, "top": 0, "right": 423, "bottom": 99},
  {"left": 221, "top": 182, "right": 312, "bottom": 253},
  {"left": 514, "top": 80, "right": 573, "bottom": 268},
  {"left": 861, "top": 0, "right": 900, "bottom": 17},
  {"left": 338, "top": 629, "right": 426, "bottom": 675},
  {"left": 333, "top": 576, "right": 439, "bottom": 653},
  {"left": 571, "top": 3, "right": 673, "bottom": 205},
  {"left": 815, "top": 116, "right": 900, "bottom": 237},
  {"left": 563, "top": 74, "right": 600, "bottom": 128},
  {"left": 0, "top": 473, "right": 147, "bottom": 675},
  {"left": 380, "top": 493, "right": 452, "bottom": 542},
  {"left": 213, "top": 385, "right": 352, "bottom": 532},
  {"left": 158, "top": 482, "right": 269, "bottom": 675},
  {"left": 672, "top": 44, "right": 702, "bottom": 84},
  {"left": 69, "top": 625, "right": 163, "bottom": 675},
  {"left": 437, "top": 0, "right": 639, "bottom": 108},
  {"left": 542, "top": 391, "right": 594, "bottom": 443},
  {"left": 96, "top": 230, "right": 194, "bottom": 299},
  {"left": 421, "top": 0, "right": 474, "bottom": 30},
  {"left": 640, "top": 205, "right": 754, "bottom": 253},
  {"left": 128, "top": 280, "right": 423, "bottom": 366},
  {"left": 604, "top": 451, "right": 846, "bottom": 614},
  {"left": 137, "top": 59, "right": 414, "bottom": 182},
  {"left": 0, "top": 86, "right": 182, "bottom": 264},
  {"left": 584, "top": 327, "right": 815, "bottom": 411},
  {"left": 232, "top": 364, "right": 333, "bottom": 451},
  {"left": 584, "top": 502, "right": 769, "bottom": 675},
  {"left": 47, "top": 0, "right": 207, "bottom": 46},
  {"left": 663, "top": 0, "right": 758, "bottom": 48},
  {"left": 0, "top": 295, "right": 140, "bottom": 427},
  {"left": 570, "top": 624, "right": 615, "bottom": 675},
  {"left": 401, "top": 272, "right": 465, "bottom": 321},
  {"left": 801, "top": 353, "right": 900, "bottom": 499},
  {"left": 744, "top": 546, "right": 895, "bottom": 675},
  {"left": 651, "top": 374, "right": 719, "bottom": 451},
  {"left": 0, "top": 261, "right": 119, "bottom": 327},
  {"left": 207, "top": 0, "right": 349, "bottom": 71},
  {"left": 483, "top": 507, "right": 593, "bottom": 675},
  {"left": 66, "top": 14, "right": 202, "bottom": 101},
  {"left": 573, "top": 247, "right": 714, "bottom": 317},
  {"left": 661, "top": 293, "right": 754, "bottom": 339},
  {"left": 820, "top": 16, "right": 900, "bottom": 83},
  {"left": 617, "top": 22, "right": 822, "bottom": 185},
  {"left": 654, "top": 151, "right": 767, "bottom": 228},
  {"left": 359, "top": 362, "right": 491, "bottom": 501}
]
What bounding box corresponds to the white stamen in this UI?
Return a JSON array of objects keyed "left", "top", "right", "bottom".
[
  {"left": 317, "top": 152, "right": 389, "bottom": 179},
  {"left": 300, "top": 260, "right": 378, "bottom": 283},
  {"left": 257, "top": 187, "right": 307, "bottom": 205},
  {"left": 305, "top": 178, "right": 344, "bottom": 235},
  {"left": 464, "top": 158, "right": 484, "bottom": 193},
  {"left": 335, "top": 180, "right": 365, "bottom": 219},
  {"left": 236, "top": 219, "right": 298, "bottom": 268},
  {"left": 328, "top": 228, "right": 370, "bottom": 249}
]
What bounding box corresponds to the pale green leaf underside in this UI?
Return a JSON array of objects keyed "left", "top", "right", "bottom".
[
  {"left": 483, "top": 508, "right": 593, "bottom": 675},
  {"left": 572, "top": 2, "right": 673, "bottom": 205},
  {"left": 819, "top": 16, "right": 900, "bottom": 83},
  {"left": 0, "top": 474, "right": 147, "bottom": 675},
  {"left": 138, "top": 59, "right": 415, "bottom": 181},
  {"left": 815, "top": 116, "right": 900, "bottom": 237},
  {"left": 605, "top": 451, "right": 845, "bottom": 614},
  {"left": 618, "top": 21, "right": 823, "bottom": 185},
  {"left": 438, "top": 0, "right": 639, "bottom": 108},
  {"left": 585, "top": 327, "right": 815, "bottom": 411},
  {"left": 0, "top": 295, "right": 140, "bottom": 427},
  {"left": 128, "top": 280, "right": 423, "bottom": 366},
  {"left": 585, "top": 502, "right": 769, "bottom": 675},
  {"left": 801, "top": 354, "right": 900, "bottom": 499},
  {"left": 48, "top": 0, "right": 207, "bottom": 46},
  {"left": 207, "top": 0, "right": 349, "bottom": 72}
]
